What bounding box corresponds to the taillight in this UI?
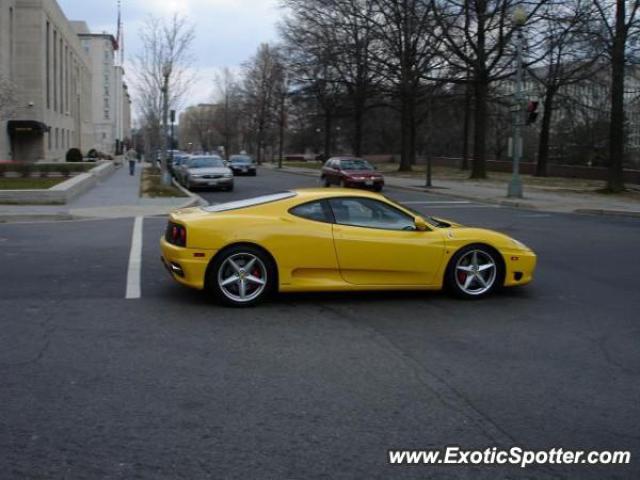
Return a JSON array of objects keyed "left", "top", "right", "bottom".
[{"left": 165, "top": 222, "right": 187, "bottom": 247}]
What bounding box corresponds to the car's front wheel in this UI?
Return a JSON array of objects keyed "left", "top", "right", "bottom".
[
  {"left": 207, "top": 246, "right": 276, "bottom": 307},
  {"left": 445, "top": 245, "right": 503, "bottom": 299}
]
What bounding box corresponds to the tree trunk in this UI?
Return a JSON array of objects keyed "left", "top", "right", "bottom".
[
  {"left": 461, "top": 79, "right": 472, "bottom": 170},
  {"left": 324, "top": 113, "right": 332, "bottom": 160},
  {"left": 398, "top": 92, "right": 415, "bottom": 171},
  {"left": 471, "top": 77, "right": 488, "bottom": 179},
  {"left": 536, "top": 87, "right": 556, "bottom": 177},
  {"left": 607, "top": 0, "right": 626, "bottom": 192},
  {"left": 353, "top": 106, "right": 364, "bottom": 157}
]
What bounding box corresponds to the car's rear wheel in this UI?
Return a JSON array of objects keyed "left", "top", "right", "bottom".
[
  {"left": 445, "top": 245, "right": 502, "bottom": 299},
  {"left": 208, "top": 246, "right": 275, "bottom": 307}
]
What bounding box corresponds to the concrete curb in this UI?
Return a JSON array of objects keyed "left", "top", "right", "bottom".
[
  {"left": 173, "top": 178, "right": 209, "bottom": 208},
  {"left": 0, "top": 213, "right": 73, "bottom": 223},
  {"left": 574, "top": 208, "right": 640, "bottom": 219},
  {"left": 0, "top": 161, "right": 116, "bottom": 205},
  {"left": 266, "top": 165, "right": 640, "bottom": 218}
]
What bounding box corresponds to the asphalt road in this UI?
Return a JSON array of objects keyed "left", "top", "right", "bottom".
[{"left": 1, "top": 167, "right": 639, "bottom": 479}]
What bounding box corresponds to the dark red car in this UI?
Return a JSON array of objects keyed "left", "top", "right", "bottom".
[{"left": 321, "top": 157, "right": 384, "bottom": 192}]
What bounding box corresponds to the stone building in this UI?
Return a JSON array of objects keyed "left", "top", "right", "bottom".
[
  {"left": 0, "top": 0, "right": 131, "bottom": 162},
  {"left": 0, "top": 0, "right": 17, "bottom": 159}
]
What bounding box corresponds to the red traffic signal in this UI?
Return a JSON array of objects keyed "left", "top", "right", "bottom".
[{"left": 526, "top": 101, "right": 539, "bottom": 125}]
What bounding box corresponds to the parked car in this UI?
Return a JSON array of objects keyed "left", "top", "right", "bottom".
[
  {"left": 160, "top": 189, "right": 537, "bottom": 306},
  {"left": 178, "top": 155, "right": 234, "bottom": 191},
  {"left": 169, "top": 153, "right": 190, "bottom": 176},
  {"left": 228, "top": 155, "right": 257, "bottom": 176},
  {"left": 321, "top": 157, "right": 384, "bottom": 191}
]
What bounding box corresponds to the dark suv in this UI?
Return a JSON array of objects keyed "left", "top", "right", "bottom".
[{"left": 321, "top": 157, "right": 384, "bottom": 191}]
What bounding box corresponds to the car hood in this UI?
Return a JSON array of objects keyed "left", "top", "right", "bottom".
[{"left": 188, "top": 167, "right": 231, "bottom": 175}]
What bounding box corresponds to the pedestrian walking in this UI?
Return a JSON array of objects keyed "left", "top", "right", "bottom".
[{"left": 126, "top": 146, "right": 137, "bottom": 176}]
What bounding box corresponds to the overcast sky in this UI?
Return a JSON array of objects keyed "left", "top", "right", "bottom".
[{"left": 57, "top": 0, "right": 282, "bottom": 113}]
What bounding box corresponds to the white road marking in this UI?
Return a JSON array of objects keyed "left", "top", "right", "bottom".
[
  {"left": 401, "top": 200, "right": 472, "bottom": 205},
  {"left": 125, "top": 216, "right": 144, "bottom": 299}
]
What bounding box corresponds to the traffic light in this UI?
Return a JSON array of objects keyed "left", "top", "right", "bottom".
[{"left": 526, "top": 101, "right": 539, "bottom": 125}]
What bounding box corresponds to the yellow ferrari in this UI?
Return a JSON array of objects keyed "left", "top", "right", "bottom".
[{"left": 160, "top": 189, "right": 536, "bottom": 306}]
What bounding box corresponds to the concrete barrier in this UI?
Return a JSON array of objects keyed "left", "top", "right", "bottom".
[{"left": 0, "top": 161, "right": 116, "bottom": 205}]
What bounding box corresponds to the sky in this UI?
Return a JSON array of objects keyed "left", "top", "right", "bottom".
[{"left": 57, "top": 0, "right": 282, "bottom": 115}]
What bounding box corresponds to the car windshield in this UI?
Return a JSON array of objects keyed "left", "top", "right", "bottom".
[
  {"left": 230, "top": 156, "right": 253, "bottom": 164},
  {"left": 385, "top": 196, "right": 451, "bottom": 228},
  {"left": 188, "top": 157, "right": 224, "bottom": 168},
  {"left": 340, "top": 159, "right": 374, "bottom": 171},
  {"left": 202, "top": 192, "right": 297, "bottom": 212}
]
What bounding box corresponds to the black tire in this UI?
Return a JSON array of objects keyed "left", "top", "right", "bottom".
[
  {"left": 207, "top": 245, "right": 277, "bottom": 307},
  {"left": 226, "top": 185, "right": 234, "bottom": 192},
  {"left": 322, "top": 176, "right": 330, "bottom": 187},
  {"left": 339, "top": 179, "right": 346, "bottom": 188},
  {"left": 374, "top": 185, "right": 383, "bottom": 192},
  {"left": 250, "top": 171, "right": 257, "bottom": 176},
  {"left": 444, "top": 244, "right": 504, "bottom": 299}
]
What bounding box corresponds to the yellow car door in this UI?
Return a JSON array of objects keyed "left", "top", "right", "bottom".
[{"left": 329, "top": 197, "right": 446, "bottom": 286}]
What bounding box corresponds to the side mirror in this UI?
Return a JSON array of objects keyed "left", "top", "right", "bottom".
[{"left": 414, "top": 216, "right": 429, "bottom": 231}]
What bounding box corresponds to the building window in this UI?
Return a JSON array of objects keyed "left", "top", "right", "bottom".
[
  {"left": 48, "top": 131, "right": 52, "bottom": 150},
  {"left": 55, "top": 128, "right": 59, "bottom": 149}
]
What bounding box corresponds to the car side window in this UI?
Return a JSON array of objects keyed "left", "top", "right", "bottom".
[
  {"left": 290, "top": 200, "right": 332, "bottom": 223},
  {"left": 329, "top": 197, "right": 415, "bottom": 231}
]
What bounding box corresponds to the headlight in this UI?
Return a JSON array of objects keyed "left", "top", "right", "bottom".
[
  {"left": 190, "top": 174, "right": 204, "bottom": 178},
  {"left": 224, "top": 173, "right": 233, "bottom": 178}
]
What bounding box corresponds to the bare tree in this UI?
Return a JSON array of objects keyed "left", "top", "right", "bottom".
[
  {"left": 280, "top": 11, "right": 343, "bottom": 159},
  {"left": 432, "top": 0, "right": 549, "bottom": 178},
  {"left": 367, "top": 0, "right": 445, "bottom": 171},
  {"left": 242, "top": 43, "right": 285, "bottom": 164},
  {"left": 529, "top": 0, "right": 603, "bottom": 176},
  {"left": 132, "top": 14, "right": 196, "bottom": 166},
  {"left": 593, "top": 0, "right": 640, "bottom": 192},
  {"left": 282, "top": 0, "right": 381, "bottom": 157},
  {"left": 212, "top": 68, "right": 243, "bottom": 157}
]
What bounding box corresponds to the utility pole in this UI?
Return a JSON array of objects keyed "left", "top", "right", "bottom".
[
  {"left": 161, "top": 63, "right": 171, "bottom": 186},
  {"left": 508, "top": 7, "right": 526, "bottom": 199}
]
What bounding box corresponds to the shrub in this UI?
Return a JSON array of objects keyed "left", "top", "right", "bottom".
[{"left": 66, "top": 148, "right": 83, "bottom": 163}]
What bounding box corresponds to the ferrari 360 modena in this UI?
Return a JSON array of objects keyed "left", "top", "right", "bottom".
[{"left": 160, "top": 189, "right": 536, "bottom": 306}]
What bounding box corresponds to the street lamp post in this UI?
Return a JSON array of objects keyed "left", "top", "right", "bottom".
[
  {"left": 170, "top": 109, "right": 176, "bottom": 163},
  {"left": 508, "top": 7, "right": 527, "bottom": 199},
  {"left": 161, "top": 63, "right": 172, "bottom": 186}
]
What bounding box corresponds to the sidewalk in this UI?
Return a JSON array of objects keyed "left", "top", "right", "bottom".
[
  {"left": 264, "top": 164, "right": 640, "bottom": 218},
  {"left": 0, "top": 163, "right": 204, "bottom": 223}
]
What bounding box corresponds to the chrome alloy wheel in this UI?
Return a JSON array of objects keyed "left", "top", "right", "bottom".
[
  {"left": 217, "top": 253, "right": 267, "bottom": 303},
  {"left": 455, "top": 249, "right": 497, "bottom": 296}
]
